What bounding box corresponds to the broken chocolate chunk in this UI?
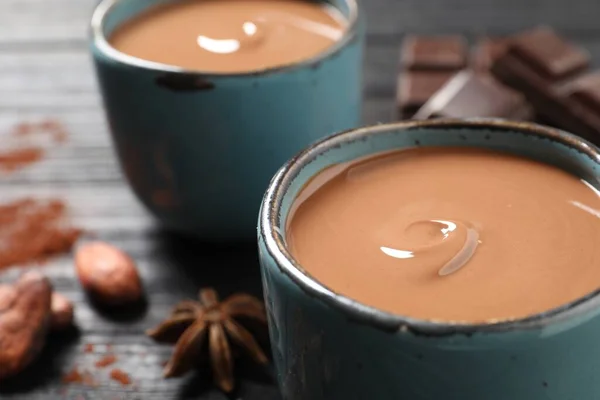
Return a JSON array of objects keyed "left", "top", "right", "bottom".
[
  {"left": 510, "top": 27, "right": 590, "bottom": 81},
  {"left": 397, "top": 71, "right": 457, "bottom": 118},
  {"left": 491, "top": 27, "right": 600, "bottom": 144},
  {"left": 565, "top": 72, "right": 600, "bottom": 112},
  {"left": 397, "top": 35, "right": 469, "bottom": 118},
  {"left": 414, "top": 71, "right": 532, "bottom": 120}
]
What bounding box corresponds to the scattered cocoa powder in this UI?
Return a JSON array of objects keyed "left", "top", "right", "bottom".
[
  {"left": 95, "top": 354, "right": 117, "bottom": 368},
  {"left": 39, "top": 119, "right": 68, "bottom": 143},
  {"left": 0, "top": 198, "right": 82, "bottom": 270},
  {"left": 12, "top": 119, "right": 67, "bottom": 141},
  {"left": 61, "top": 367, "right": 97, "bottom": 387},
  {"left": 1, "top": 119, "right": 68, "bottom": 172},
  {"left": 110, "top": 368, "right": 132, "bottom": 386},
  {"left": 38, "top": 119, "right": 61, "bottom": 132},
  {"left": 0, "top": 147, "right": 44, "bottom": 172},
  {"left": 82, "top": 371, "right": 98, "bottom": 387},
  {"left": 61, "top": 367, "right": 83, "bottom": 384},
  {"left": 12, "top": 122, "right": 34, "bottom": 136},
  {"left": 52, "top": 129, "right": 68, "bottom": 144}
]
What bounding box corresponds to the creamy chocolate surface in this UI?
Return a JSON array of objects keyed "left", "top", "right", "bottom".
[
  {"left": 109, "top": 0, "right": 345, "bottom": 73},
  {"left": 286, "top": 147, "right": 600, "bottom": 322}
]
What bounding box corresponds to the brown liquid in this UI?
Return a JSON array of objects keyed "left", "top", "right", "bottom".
[
  {"left": 286, "top": 148, "right": 600, "bottom": 322},
  {"left": 109, "top": 0, "right": 346, "bottom": 73}
]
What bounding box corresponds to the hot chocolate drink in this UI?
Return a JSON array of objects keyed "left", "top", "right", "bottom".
[
  {"left": 286, "top": 147, "right": 600, "bottom": 322},
  {"left": 109, "top": 0, "right": 346, "bottom": 73}
]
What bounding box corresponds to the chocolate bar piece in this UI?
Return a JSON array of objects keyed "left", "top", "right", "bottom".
[
  {"left": 414, "top": 71, "right": 533, "bottom": 120},
  {"left": 509, "top": 27, "right": 589, "bottom": 80},
  {"left": 398, "top": 35, "right": 468, "bottom": 118},
  {"left": 562, "top": 72, "right": 600, "bottom": 133},
  {"left": 397, "top": 71, "right": 457, "bottom": 118},
  {"left": 565, "top": 72, "right": 600, "bottom": 110},
  {"left": 491, "top": 27, "right": 600, "bottom": 143},
  {"left": 402, "top": 35, "right": 468, "bottom": 70},
  {"left": 472, "top": 37, "right": 509, "bottom": 73}
]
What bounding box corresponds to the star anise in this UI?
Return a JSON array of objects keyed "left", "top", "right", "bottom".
[{"left": 146, "top": 288, "right": 268, "bottom": 392}]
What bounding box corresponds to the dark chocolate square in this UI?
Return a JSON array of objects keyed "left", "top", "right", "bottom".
[
  {"left": 511, "top": 27, "right": 590, "bottom": 81},
  {"left": 565, "top": 72, "right": 600, "bottom": 113},
  {"left": 492, "top": 48, "right": 600, "bottom": 144},
  {"left": 414, "top": 71, "right": 532, "bottom": 120}
]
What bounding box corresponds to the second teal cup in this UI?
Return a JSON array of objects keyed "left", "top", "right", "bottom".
[
  {"left": 89, "top": 0, "right": 363, "bottom": 240},
  {"left": 259, "top": 119, "right": 600, "bottom": 399}
]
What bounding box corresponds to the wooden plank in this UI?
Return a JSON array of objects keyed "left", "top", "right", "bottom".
[
  {"left": 361, "top": 0, "right": 600, "bottom": 37},
  {"left": 4, "top": 0, "right": 600, "bottom": 44},
  {"left": 0, "top": 221, "right": 276, "bottom": 399},
  {"left": 0, "top": 0, "right": 97, "bottom": 45},
  {"left": 0, "top": 49, "right": 99, "bottom": 110},
  {"left": 0, "top": 183, "right": 151, "bottom": 231},
  {"left": 5, "top": 0, "right": 600, "bottom": 398},
  {"left": 5, "top": 38, "right": 600, "bottom": 111}
]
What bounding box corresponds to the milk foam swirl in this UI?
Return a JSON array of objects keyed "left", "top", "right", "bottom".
[{"left": 380, "top": 219, "right": 480, "bottom": 277}]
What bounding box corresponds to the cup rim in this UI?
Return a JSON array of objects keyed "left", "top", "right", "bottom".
[
  {"left": 259, "top": 118, "right": 600, "bottom": 336},
  {"left": 90, "top": 0, "right": 360, "bottom": 77}
]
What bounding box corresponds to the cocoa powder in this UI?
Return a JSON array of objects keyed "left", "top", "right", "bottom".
[
  {"left": 61, "top": 367, "right": 84, "bottom": 384},
  {"left": 2, "top": 119, "right": 68, "bottom": 172},
  {"left": 12, "top": 119, "right": 67, "bottom": 142},
  {"left": 95, "top": 354, "right": 117, "bottom": 368},
  {"left": 110, "top": 368, "right": 132, "bottom": 386},
  {"left": 0, "top": 147, "right": 44, "bottom": 172},
  {"left": 12, "top": 123, "right": 34, "bottom": 136},
  {"left": 61, "top": 367, "right": 98, "bottom": 387},
  {"left": 0, "top": 198, "right": 82, "bottom": 270}
]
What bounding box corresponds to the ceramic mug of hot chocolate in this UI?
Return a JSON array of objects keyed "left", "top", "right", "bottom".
[
  {"left": 258, "top": 119, "right": 600, "bottom": 399},
  {"left": 89, "top": 0, "right": 363, "bottom": 240}
]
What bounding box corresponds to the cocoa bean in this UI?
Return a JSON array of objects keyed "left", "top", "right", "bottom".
[
  {"left": 75, "top": 242, "right": 143, "bottom": 305},
  {"left": 0, "top": 271, "right": 52, "bottom": 380}
]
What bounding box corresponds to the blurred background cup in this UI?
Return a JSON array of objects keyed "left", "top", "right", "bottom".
[{"left": 89, "top": 0, "right": 364, "bottom": 241}]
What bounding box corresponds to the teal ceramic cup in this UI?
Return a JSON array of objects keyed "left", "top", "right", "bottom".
[
  {"left": 89, "top": 0, "right": 363, "bottom": 240},
  {"left": 258, "top": 119, "right": 600, "bottom": 399}
]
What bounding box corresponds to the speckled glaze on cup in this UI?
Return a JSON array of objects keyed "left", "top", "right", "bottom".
[
  {"left": 89, "top": 0, "right": 363, "bottom": 240},
  {"left": 258, "top": 119, "right": 600, "bottom": 400}
]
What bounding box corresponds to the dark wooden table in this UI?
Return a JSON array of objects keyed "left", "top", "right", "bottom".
[{"left": 2, "top": 0, "right": 600, "bottom": 398}]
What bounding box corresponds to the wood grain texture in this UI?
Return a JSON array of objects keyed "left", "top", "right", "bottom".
[
  {"left": 5, "top": 0, "right": 600, "bottom": 44},
  {"left": 2, "top": 0, "right": 600, "bottom": 398}
]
